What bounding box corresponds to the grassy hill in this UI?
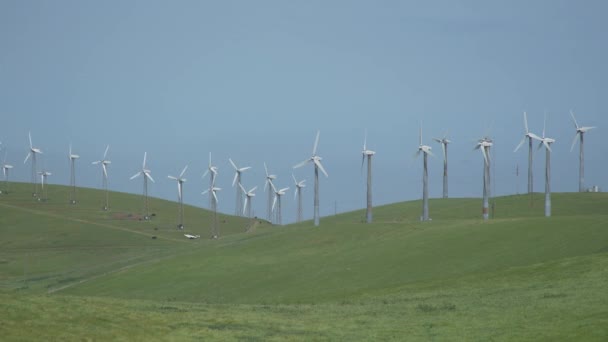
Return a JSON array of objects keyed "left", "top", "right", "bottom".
[{"left": 1, "top": 182, "right": 607, "bottom": 340}]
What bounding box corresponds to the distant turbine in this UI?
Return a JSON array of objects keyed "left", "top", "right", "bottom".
[
  {"left": 239, "top": 183, "right": 257, "bottom": 218},
  {"left": 23, "top": 132, "right": 43, "bottom": 197},
  {"left": 538, "top": 114, "right": 556, "bottom": 217},
  {"left": 293, "top": 130, "right": 329, "bottom": 227},
  {"left": 416, "top": 124, "right": 434, "bottom": 221},
  {"left": 433, "top": 133, "right": 451, "bottom": 199},
  {"left": 264, "top": 162, "right": 277, "bottom": 222},
  {"left": 229, "top": 158, "right": 252, "bottom": 216},
  {"left": 68, "top": 144, "right": 80, "bottom": 204},
  {"left": 474, "top": 136, "right": 493, "bottom": 220},
  {"left": 92, "top": 145, "right": 111, "bottom": 211},
  {"left": 2, "top": 150, "right": 14, "bottom": 194},
  {"left": 570, "top": 110, "right": 596, "bottom": 192},
  {"left": 361, "top": 130, "right": 375, "bottom": 223},
  {"left": 271, "top": 182, "right": 289, "bottom": 225},
  {"left": 202, "top": 152, "right": 218, "bottom": 209},
  {"left": 202, "top": 182, "right": 222, "bottom": 239},
  {"left": 292, "top": 174, "right": 306, "bottom": 223},
  {"left": 130, "top": 152, "right": 155, "bottom": 220},
  {"left": 514, "top": 112, "right": 542, "bottom": 194},
  {"left": 38, "top": 170, "right": 52, "bottom": 201},
  {"left": 168, "top": 165, "right": 188, "bottom": 229}
]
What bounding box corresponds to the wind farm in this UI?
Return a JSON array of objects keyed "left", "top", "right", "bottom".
[{"left": 1, "top": 2, "right": 606, "bottom": 339}]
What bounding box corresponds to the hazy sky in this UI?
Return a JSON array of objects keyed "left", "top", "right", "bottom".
[{"left": 1, "top": 0, "right": 606, "bottom": 223}]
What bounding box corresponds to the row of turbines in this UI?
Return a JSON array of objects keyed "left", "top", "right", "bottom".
[{"left": 0, "top": 111, "right": 597, "bottom": 232}]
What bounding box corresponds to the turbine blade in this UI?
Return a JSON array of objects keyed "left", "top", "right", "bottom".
[
  {"left": 481, "top": 147, "right": 489, "bottom": 165},
  {"left": 542, "top": 112, "right": 546, "bottom": 139},
  {"left": 178, "top": 182, "right": 182, "bottom": 200},
  {"left": 523, "top": 111, "right": 529, "bottom": 133},
  {"left": 546, "top": 142, "right": 553, "bottom": 153},
  {"left": 180, "top": 165, "right": 188, "bottom": 177},
  {"left": 24, "top": 152, "right": 31, "bottom": 164},
  {"left": 250, "top": 186, "right": 257, "bottom": 193},
  {"left": 239, "top": 182, "right": 246, "bottom": 194},
  {"left": 294, "top": 187, "right": 298, "bottom": 200},
  {"left": 229, "top": 158, "right": 237, "bottom": 170},
  {"left": 312, "top": 130, "right": 320, "bottom": 155},
  {"left": 103, "top": 145, "right": 109, "bottom": 159},
  {"left": 292, "top": 173, "right": 297, "bottom": 185},
  {"left": 514, "top": 136, "right": 526, "bottom": 152},
  {"left": 130, "top": 172, "right": 141, "bottom": 180},
  {"left": 272, "top": 195, "right": 277, "bottom": 212},
  {"left": 232, "top": 172, "right": 238, "bottom": 187},
  {"left": 143, "top": 152, "right": 147, "bottom": 168},
  {"left": 168, "top": 175, "right": 178, "bottom": 180},
  {"left": 570, "top": 133, "right": 579, "bottom": 152},
  {"left": 315, "top": 159, "right": 329, "bottom": 177},
  {"left": 28, "top": 132, "right": 33, "bottom": 149},
  {"left": 145, "top": 172, "right": 155, "bottom": 183},
  {"left": 293, "top": 159, "right": 309, "bottom": 169},
  {"left": 243, "top": 197, "right": 248, "bottom": 215},
  {"left": 202, "top": 169, "right": 209, "bottom": 178},
  {"left": 264, "top": 162, "right": 269, "bottom": 177},
  {"left": 212, "top": 190, "right": 218, "bottom": 204},
  {"left": 441, "top": 142, "right": 446, "bottom": 161},
  {"left": 102, "top": 164, "right": 108, "bottom": 178},
  {"left": 202, "top": 189, "right": 209, "bottom": 195},
  {"left": 570, "top": 110, "right": 579, "bottom": 129},
  {"left": 363, "top": 129, "right": 367, "bottom": 151},
  {"left": 240, "top": 166, "right": 252, "bottom": 172}
]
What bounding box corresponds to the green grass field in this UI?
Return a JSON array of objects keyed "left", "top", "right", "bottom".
[{"left": 1, "top": 182, "right": 607, "bottom": 340}]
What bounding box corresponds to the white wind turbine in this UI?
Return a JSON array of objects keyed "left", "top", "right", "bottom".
[
  {"left": 239, "top": 183, "right": 257, "bottom": 218},
  {"left": 293, "top": 130, "right": 329, "bottom": 227},
  {"left": 361, "top": 130, "right": 375, "bottom": 223},
  {"left": 415, "top": 124, "right": 434, "bottom": 221},
  {"left": 202, "top": 182, "right": 222, "bottom": 239},
  {"left": 24, "top": 132, "right": 43, "bottom": 197},
  {"left": 92, "top": 145, "right": 111, "bottom": 211},
  {"left": 264, "top": 162, "right": 277, "bottom": 222},
  {"left": 538, "top": 114, "right": 556, "bottom": 217},
  {"left": 292, "top": 174, "right": 306, "bottom": 223},
  {"left": 570, "top": 110, "right": 596, "bottom": 192},
  {"left": 433, "top": 133, "right": 451, "bottom": 199},
  {"left": 202, "top": 152, "right": 218, "bottom": 209},
  {"left": 168, "top": 165, "right": 188, "bottom": 229},
  {"left": 130, "top": 152, "right": 155, "bottom": 220},
  {"left": 514, "top": 112, "right": 542, "bottom": 195},
  {"left": 474, "top": 136, "right": 493, "bottom": 220},
  {"left": 68, "top": 144, "right": 80, "bottom": 204},
  {"left": 271, "top": 183, "right": 289, "bottom": 225},
  {"left": 38, "top": 170, "right": 52, "bottom": 201},
  {"left": 2, "top": 150, "right": 13, "bottom": 194},
  {"left": 229, "top": 158, "right": 252, "bottom": 216}
]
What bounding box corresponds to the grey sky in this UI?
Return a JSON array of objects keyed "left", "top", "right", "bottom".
[{"left": 1, "top": 1, "right": 606, "bottom": 223}]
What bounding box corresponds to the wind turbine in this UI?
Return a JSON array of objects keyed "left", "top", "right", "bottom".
[
  {"left": 168, "top": 165, "right": 188, "bottom": 229},
  {"left": 38, "top": 170, "right": 52, "bottom": 201},
  {"left": 538, "top": 114, "right": 556, "bottom": 217},
  {"left": 239, "top": 183, "right": 257, "bottom": 218},
  {"left": 202, "top": 182, "right": 222, "bottom": 239},
  {"left": 474, "top": 136, "right": 493, "bottom": 220},
  {"left": 433, "top": 133, "right": 451, "bottom": 199},
  {"left": 229, "top": 158, "right": 252, "bottom": 216},
  {"left": 24, "top": 132, "right": 43, "bottom": 197},
  {"left": 293, "top": 130, "right": 329, "bottom": 227},
  {"left": 514, "top": 112, "right": 542, "bottom": 195},
  {"left": 68, "top": 144, "right": 80, "bottom": 204},
  {"left": 130, "top": 152, "right": 155, "bottom": 220},
  {"left": 361, "top": 130, "right": 375, "bottom": 223},
  {"left": 202, "top": 152, "right": 218, "bottom": 209},
  {"left": 570, "top": 110, "right": 596, "bottom": 192},
  {"left": 92, "top": 145, "right": 111, "bottom": 211},
  {"left": 271, "top": 183, "right": 289, "bottom": 225},
  {"left": 2, "top": 150, "right": 13, "bottom": 194},
  {"left": 264, "top": 162, "right": 277, "bottom": 222},
  {"left": 416, "top": 124, "right": 434, "bottom": 221},
  {"left": 292, "top": 174, "right": 306, "bottom": 223}
]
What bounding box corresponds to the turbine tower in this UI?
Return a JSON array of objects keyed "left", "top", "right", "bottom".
[
  {"left": 2, "top": 151, "right": 14, "bottom": 194},
  {"left": 38, "top": 170, "right": 51, "bottom": 201},
  {"left": 168, "top": 165, "right": 188, "bottom": 229},
  {"left": 271, "top": 183, "right": 289, "bottom": 225},
  {"left": 264, "top": 162, "right": 277, "bottom": 222},
  {"left": 229, "top": 158, "right": 251, "bottom": 216},
  {"left": 239, "top": 183, "right": 257, "bottom": 218},
  {"left": 202, "top": 182, "right": 222, "bottom": 239},
  {"left": 130, "top": 152, "right": 155, "bottom": 220},
  {"left": 293, "top": 130, "right": 329, "bottom": 227},
  {"left": 202, "top": 152, "right": 218, "bottom": 209},
  {"left": 361, "top": 130, "right": 375, "bottom": 223},
  {"left": 24, "top": 132, "right": 43, "bottom": 197},
  {"left": 416, "top": 124, "right": 434, "bottom": 221},
  {"left": 514, "top": 112, "right": 541, "bottom": 194},
  {"left": 538, "top": 114, "right": 556, "bottom": 217},
  {"left": 92, "top": 145, "right": 111, "bottom": 211},
  {"left": 570, "top": 110, "right": 596, "bottom": 192},
  {"left": 68, "top": 144, "right": 80, "bottom": 204},
  {"left": 474, "top": 137, "right": 493, "bottom": 220},
  {"left": 433, "top": 133, "right": 451, "bottom": 199},
  {"left": 292, "top": 174, "right": 306, "bottom": 223}
]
